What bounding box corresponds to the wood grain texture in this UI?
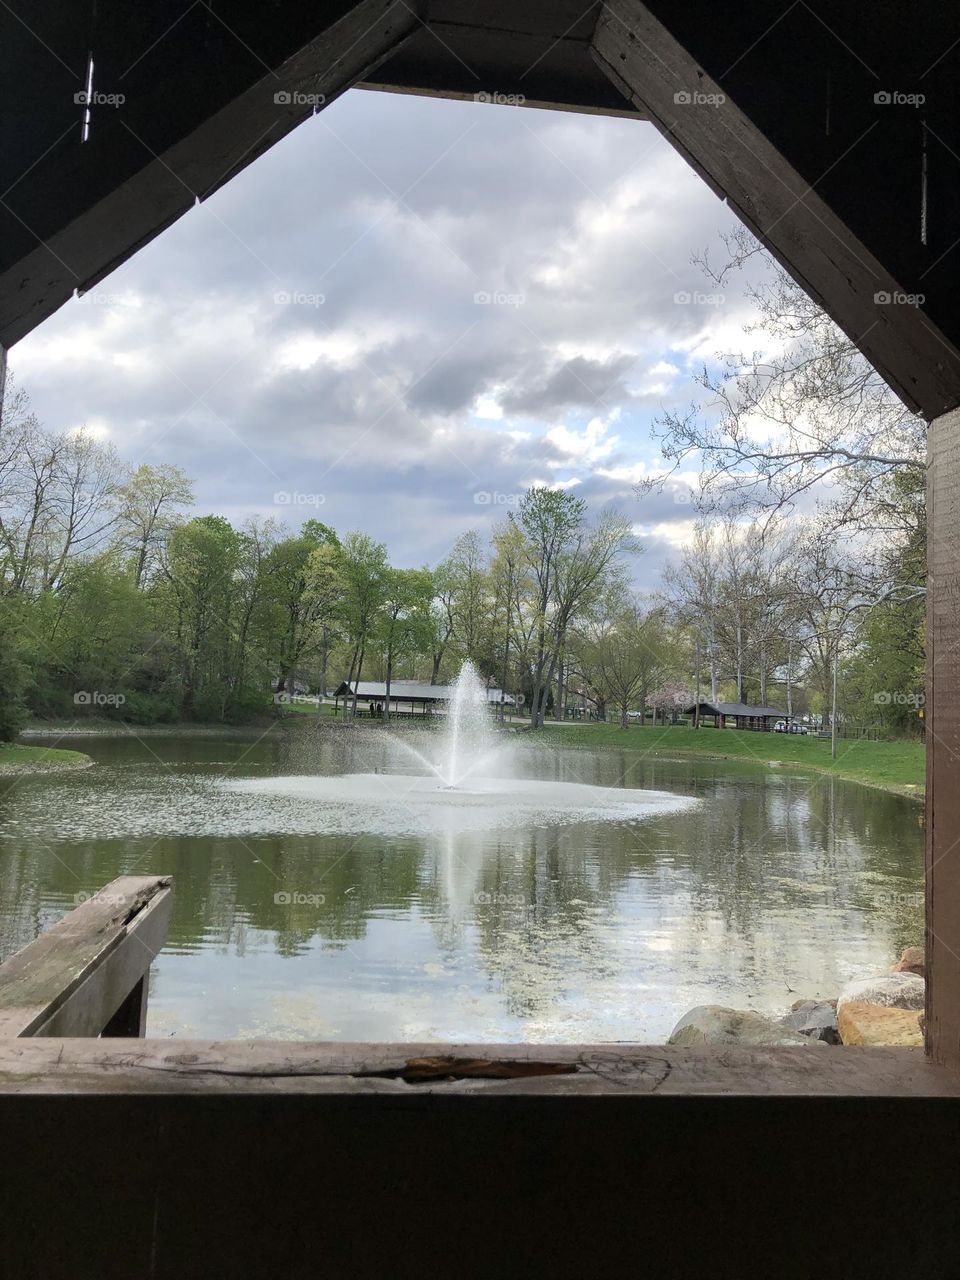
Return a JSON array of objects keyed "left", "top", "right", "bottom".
[
  {"left": 1, "top": 1039, "right": 957, "bottom": 1095},
  {"left": 0, "top": 876, "right": 171, "bottom": 1037},
  {"left": 927, "top": 409, "right": 960, "bottom": 1068}
]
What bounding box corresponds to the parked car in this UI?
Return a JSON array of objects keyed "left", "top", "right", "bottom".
[{"left": 774, "top": 721, "right": 809, "bottom": 734}]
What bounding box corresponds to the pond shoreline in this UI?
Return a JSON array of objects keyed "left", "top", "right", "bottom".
[
  {"left": 17, "top": 719, "right": 925, "bottom": 801},
  {"left": 0, "top": 744, "right": 94, "bottom": 776},
  {"left": 537, "top": 732, "right": 926, "bottom": 798}
]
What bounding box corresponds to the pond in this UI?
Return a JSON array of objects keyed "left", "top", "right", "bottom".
[{"left": 0, "top": 727, "right": 924, "bottom": 1042}]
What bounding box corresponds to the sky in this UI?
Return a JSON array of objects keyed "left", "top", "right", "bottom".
[{"left": 9, "top": 88, "right": 776, "bottom": 590}]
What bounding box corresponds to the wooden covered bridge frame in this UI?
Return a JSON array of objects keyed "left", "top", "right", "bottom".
[{"left": 2, "top": 2, "right": 960, "bottom": 1274}]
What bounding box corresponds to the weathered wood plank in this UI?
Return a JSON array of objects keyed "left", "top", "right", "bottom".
[
  {"left": 1, "top": 1040, "right": 957, "bottom": 1095},
  {"left": 0, "top": 876, "right": 171, "bottom": 1038},
  {"left": 926, "top": 407, "right": 960, "bottom": 1069}
]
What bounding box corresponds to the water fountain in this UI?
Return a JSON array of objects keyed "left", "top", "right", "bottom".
[{"left": 219, "top": 661, "right": 698, "bottom": 836}]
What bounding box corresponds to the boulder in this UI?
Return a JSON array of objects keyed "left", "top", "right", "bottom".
[
  {"left": 890, "top": 946, "right": 925, "bottom": 978},
  {"left": 837, "top": 1002, "right": 923, "bottom": 1047},
  {"left": 836, "top": 972, "right": 925, "bottom": 1013},
  {"left": 790, "top": 996, "right": 837, "bottom": 1012},
  {"left": 668, "top": 1005, "right": 820, "bottom": 1048},
  {"left": 780, "top": 1000, "right": 841, "bottom": 1044}
]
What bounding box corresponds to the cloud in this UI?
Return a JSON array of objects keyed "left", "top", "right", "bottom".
[{"left": 10, "top": 89, "right": 778, "bottom": 592}]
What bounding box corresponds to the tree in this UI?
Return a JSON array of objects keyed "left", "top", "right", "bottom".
[
  {"left": 517, "top": 489, "right": 638, "bottom": 729},
  {"left": 649, "top": 227, "right": 925, "bottom": 537},
  {"left": 114, "top": 464, "right": 194, "bottom": 588},
  {"left": 649, "top": 681, "right": 693, "bottom": 726},
  {"left": 338, "top": 532, "right": 388, "bottom": 717},
  {"left": 426, "top": 560, "right": 456, "bottom": 684},
  {"left": 262, "top": 521, "right": 339, "bottom": 696},
  {"left": 377, "top": 567, "right": 433, "bottom": 721},
  {"left": 489, "top": 518, "right": 529, "bottom": 720},
  {"left": 302, "top": 540, "right": 347, "bottom": 708},
  {"left": 1, "top": 417, "right": 120, "bottom": 594},
  {"left": 161, "top": 515, "right": 242, "bottom": 719},
  {"left": 446, "top": 530, "right": 491, "bottom": 673},
  {"left": 0, "top": 600, "right": 28, "bottom": 739},
  {"left": 572, "top": 603, "right": 669, "bottom": 728}
]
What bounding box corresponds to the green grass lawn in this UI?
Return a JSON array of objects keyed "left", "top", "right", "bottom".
[
  {"left": 0, "top": 742, "right": 92, "bottom": 772},
  {"left": 536, "top": 722, "right": 925, "bottom": 798}
]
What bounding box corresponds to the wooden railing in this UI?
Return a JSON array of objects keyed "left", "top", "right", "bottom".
[{"left": 0, "top": 875, "right": 172, "bottom": 1037}]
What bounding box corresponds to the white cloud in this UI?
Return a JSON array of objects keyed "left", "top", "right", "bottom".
[{"left": 9, "top": 89, "right": 780, "bottom": 592}]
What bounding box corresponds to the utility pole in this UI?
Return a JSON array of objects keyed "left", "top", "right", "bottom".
[
  {"left": 786, "top": 637, "right": 793, "bottom": 721},
  {"left": 830, "top": 629, "right": 839, "bottom": 759}
]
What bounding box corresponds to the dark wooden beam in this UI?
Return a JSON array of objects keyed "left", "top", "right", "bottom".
[
  {"left": 357, "top": 3, "right": 648, "bottom": 119},
  {"left": 591, "top": 0, "right": 960, "bottom": 419},
  {"left": 0, "top": 0, "right": 422, "bottom": 348},
  {"left": 1, "top": 1041, "right": 959, "bottom": 1276}
]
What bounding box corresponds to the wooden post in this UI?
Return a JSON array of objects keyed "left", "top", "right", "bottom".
[
  {"left": 927, "top": 409, "right": 960, "bottom": 1068},
  {"left": 0, "top": 876, "right": 172, "bottom": 1038}
]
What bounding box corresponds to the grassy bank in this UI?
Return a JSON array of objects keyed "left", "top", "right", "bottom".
[
  {"left": 0, "top": 743, "right": 93, "bottom": 774},
  {"left": 536, "top": 722, "right": 925, "bottom": 799}
]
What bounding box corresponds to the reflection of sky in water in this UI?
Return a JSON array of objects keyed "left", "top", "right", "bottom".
[{"left": 0, "top": 730, "right": 925, "bottom": 1043}]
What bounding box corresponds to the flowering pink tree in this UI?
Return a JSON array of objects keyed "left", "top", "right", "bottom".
[{"left": 648, "top": 682, "right": 692, "bottom": 726}]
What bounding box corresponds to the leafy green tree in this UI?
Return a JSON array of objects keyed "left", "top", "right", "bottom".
[
  {"left": 162, "top": 515, "right": 242, "bottom": 719},
  {"left": 377, "top": 567, "right": 433, "bottom": 720},
  {"left": 0, "top": 600, "right": 28, "bottom": 739},
  {"left": 261, "top": 521, "right": 340, "bottom": 696},
  {"left": 518, "top": 489, "right": 638, "bottom": 728},
  {"left": 338, "top": 532, "right": 388, "bottom": 717},
  {"left": 114, "top": 463, "right": 193, "bottom": 588}
]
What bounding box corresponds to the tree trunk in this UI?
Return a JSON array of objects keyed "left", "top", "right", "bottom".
[
  {"left": 384, "top": 650, "right": 393, "bottom": 723},
  {"left": 351, "top": 642, "right": 365, "bottom": 719}
]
